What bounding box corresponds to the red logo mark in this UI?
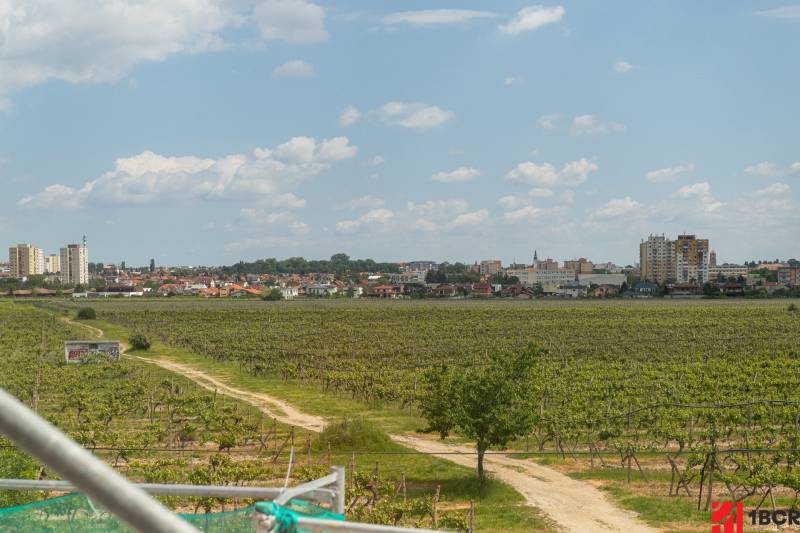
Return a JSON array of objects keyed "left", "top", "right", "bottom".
[{"left": 711, "top": 501, "right": 743, "bottom": 533}]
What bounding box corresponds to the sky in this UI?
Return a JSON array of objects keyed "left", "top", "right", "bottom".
[{"left": 1, "top": 1, "right": 799, "bottom": 267}]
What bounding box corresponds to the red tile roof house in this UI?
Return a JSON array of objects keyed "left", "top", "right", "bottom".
[
  {"left": 367, "top": 284, "right": 400, "bottom": 298},
  {"left": 432, "top": 283, "right": 456, "bottom": 297},
  {"left": 470, "top": 282, "right": 494, "bottom": 297}
]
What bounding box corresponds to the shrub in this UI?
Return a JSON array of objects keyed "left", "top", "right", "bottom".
[
  {"left": 789, "top": 303, "right": 798, "bottom": 312},
  {"left": 76, "top": 307, "right": 96, "bottom": 320},
  {"left": 129, "top": 333, "right": 151, "bottom": 351},
  {"left": 262, "top": 288, "right": 283, "bottom": 301},
  {"left": 313, "top": 417, "right": 392, "bottom": 452}
]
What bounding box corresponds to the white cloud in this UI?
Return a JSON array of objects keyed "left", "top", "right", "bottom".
[
  {"left": 431, "top": 166, "right": 481, "bottom": 183},
  {"left": 448, "top": 209, "right": 488, "bottom": 229},
  {"left": 538, "top": 113, "right": 559, "bottom": 130},
  {"left": 754, "top": 6, "right": 800, "bottom": 19},
  {"left": 265, "top": 192, "right": 307, "bottom": 208},
  {"left": 382, "top": 10, "right": 496, "bottom": 26},
  {"left": 645, "top": 163, "right": 694, "bottom": 183},
  {"left": 571, "top": 114, "right": 626, "bottom": 136},
  {"left": 340, "top": 195, "right": 385, "bottom": 210},
  {"left": 504, "top": 76, "right": 523, "bottom": 86},
  {"left": 0, "top": 0, "right": 330, "bottom": 106},
  {"left": 407, "top": 199, "right": 469, "bottom": 216},
  {"left": 529, "top": 187, "right": 554, "bottom": 198},
  {"left": 335, "top": 208, "right": 394, "bottom": 233},
  {"left": 497, "top": 195, "right": 530, "bottom": 209},
  {"left": 239, "top": 208, "right": 295, "bottom": 226},
  {"left": 505, "top": 157, "right": 598, "bottom": 187},
  {"left": 590, "top": 196, "right": 642, "bottom": 219},
  {"left": 753, "top": 182, "right": 790, "bottom": 196},
  {"left": 0, "top": 0, "right": 233, "bottom": 105},
  {"left": 272, "top": 60, "right": 314, "bottom": 78},
  {"left": 502, "top": 205, "right": 543, "bottom": 223},
  {"left": 19, "top": 136, "right": 357, "bottom": 209},
  {"left": 613, "top": 60, "right": 636, "bottom": 74},
  {"left": 374, "top": 101, "right": 454, "bottom": 130},
  {"left": 253, "top": 0, "right": 328, "bottom": 44},
  {"left": 744, "top": 161, "right": 800, "bottom": 177},
  {"left": 499, "top": 5, "right": 566, "bottom": 35},
  {"left": 339, "top": 105, "right": 362, "bottom": 127},
  {"left": 673, "top": 182, "right": 724, "bottom": 213},
  {"left": 364, "top": 156, "right": 385, "bottom": 167}
]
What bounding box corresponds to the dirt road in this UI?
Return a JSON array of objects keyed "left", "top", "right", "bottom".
[
  {"left": 66, "top": 316, "right": 658, "bottom": 532},
  {"left": 392, "top": 435, "right": 659, "bottom": 533}
]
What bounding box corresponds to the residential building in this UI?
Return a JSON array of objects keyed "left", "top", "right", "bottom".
[
  {"left": 406, "top": 261, "right": 437, "bottom": 273},
  {"left": 279, "top": 286, "right": 299, "bottom": 299},
  {"left": 389, "top": 271, "right": 426, "bottom": 284},
  {"left": 59, "top": 238, "right": 89, "bottom": 286},
  {"left": 44, "top": 254, "right": 61, "bottom": 274},
  {"left": 506, "top": 268, "right": 576, "bottom": 288},
  {"left": 470, "top": 282, "right": 494, "bottom": 297},
  {"left": 536, "top": 258, "right": 559, "bottom": 271},
  {"left": 9, "top": 244, "right": 44, "bottom": 277},
  {"left": 778, "top": 266, "right": 800, "bottom": 287},
  {"left": 709, "top": 250, "right": 717, "bottom": 268},
  {"left": 306, "top": 284, "right": 337, "bottom": 297},
  {"left": 577, "top": 273, "right": 627, "bottom": 288},
  {"left": 557, "top": 284, "right": 588, "bottom": 298},
  {"left": 710, "top": 264, "right": 749, "bottom": 281},
  {"left": 639, "top": 234, "right": 675, "bottom": 284},
  {"left": 564, "top": 258, "right": 594, "bottom": 274},
  {"left": 479, "top": 260, "right": 502, "bottom": 276},
  {"left": 674, "top": 234, "right": 710, "bottom": 284}
]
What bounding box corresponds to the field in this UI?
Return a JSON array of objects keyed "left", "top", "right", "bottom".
[
  {"left": 0, "top": 301, "right": 544, "bottom": 531},
  {"left": 58, "top": 297, "right": 800, "bottom": 530}
]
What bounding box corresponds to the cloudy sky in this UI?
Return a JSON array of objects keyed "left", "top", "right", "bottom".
[{"left": 1, "top": 1, "right": 798, "bottom": 266}]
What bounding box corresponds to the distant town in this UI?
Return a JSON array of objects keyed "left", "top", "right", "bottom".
[{"left": 3, "top": 234, "right": 799, "bottom": 299}]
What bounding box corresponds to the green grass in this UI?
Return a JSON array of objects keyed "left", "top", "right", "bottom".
[{"left": 600, "top": 484, "right": 708, "bottom": 529}]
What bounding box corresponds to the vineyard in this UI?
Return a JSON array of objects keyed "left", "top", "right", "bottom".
[
  {"left": 72, "top": 297, "right": 800, "bottom": 523},
  {"left": 0, "top": 302, "right": 532, "bottom": 531}
]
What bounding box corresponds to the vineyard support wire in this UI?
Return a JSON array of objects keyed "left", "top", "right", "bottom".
[{"left": 0, "top": 387, "right": 198, "bottom": 533}]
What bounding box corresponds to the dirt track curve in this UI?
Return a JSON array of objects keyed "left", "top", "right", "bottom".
[{"left": 66, "top": 316, "right": 658, "bottom": 533}]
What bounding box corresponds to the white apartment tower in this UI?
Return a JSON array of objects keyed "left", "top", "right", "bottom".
[
  {"left": 60, "top": 236, "right": 89, "bottom": 286},
  {"left": 639, "top": 235, "right": 675, "bottom": 284},
  {"left": 8, "top": 244, "right": 44, "bottom": 277}
]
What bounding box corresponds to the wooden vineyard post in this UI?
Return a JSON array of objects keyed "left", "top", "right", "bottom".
[
  {"left": 468, "top": 498, "right": 475, "bottom": 533},
  {"left": 433, "top": 485, "right": 440, "bottom": 528}
]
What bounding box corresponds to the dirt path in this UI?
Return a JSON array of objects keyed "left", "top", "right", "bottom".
[
  {"left": 392, "top": 435, "right": 658, "bottom": 533},
  {"left": 66, "top": 316, "right": 659, "bottom": 532},
  {"left": 128, "top": 354, "right": 327, "bottom": 432}
]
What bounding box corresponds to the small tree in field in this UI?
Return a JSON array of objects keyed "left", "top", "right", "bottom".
[
  {"left": 76, "top": 307, "right": 96, "bottom": 320},
  {"left": 262, "top": 288, "right": 283, "bottom": 301},
  {"left": 129, "top": 333, "right": 151, "bottom": 351},
  {"left": 418, "top": 345, "right": 540, "bottom": 481}
]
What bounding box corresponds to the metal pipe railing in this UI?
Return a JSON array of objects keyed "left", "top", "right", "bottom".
[
  {"left": 0, "top": 478, "right": 335, "bottom": 503},
  {"left": 0, "top": 387, "right": 198, "bottom": 533}
]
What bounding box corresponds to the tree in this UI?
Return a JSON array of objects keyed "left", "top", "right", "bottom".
[
  {"left": 262, "top": 288, "right": 283, "bottom": 301},
  {"left": 418, "top": 346, "right": 540, "bottom": 481},
  {"left": 150, "top": 259, "right": 156, "bottom": 273}
]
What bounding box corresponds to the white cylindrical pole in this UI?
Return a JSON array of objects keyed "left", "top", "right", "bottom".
[{"left": 0, "top": 388, "right": 197, "bottom": 533}]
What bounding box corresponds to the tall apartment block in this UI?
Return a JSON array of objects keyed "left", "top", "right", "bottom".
[
  {"left": 639, "top": 235, "right": 675, "bottom": 284},
  {"left": 60, "top": 237, "right": 89, "bottom": 286},
  {"left": 674, "top": 234, "right": 710, "bottom": 284},
  {"left": 8, "top": 243, "right": 44, "bottom": 277}
]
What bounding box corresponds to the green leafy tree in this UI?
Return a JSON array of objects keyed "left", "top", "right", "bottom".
[
  {"left": 262, "top": 288, "right": 283, "bottom": 301},
  {"left": 418, "top": 346, "right": 540, "bottom": 481}
]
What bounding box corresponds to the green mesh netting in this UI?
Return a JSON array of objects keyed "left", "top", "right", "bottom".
[
  {"left": 0, "top": 493, "right": 254, "bottom": 532},
  {"left": 254, "top": 499, "right": 344, "bottom": 533}
]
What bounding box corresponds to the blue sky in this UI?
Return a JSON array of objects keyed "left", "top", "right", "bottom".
[{"left": 1, "top": 1, "right": 798, "bottom": 266}]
